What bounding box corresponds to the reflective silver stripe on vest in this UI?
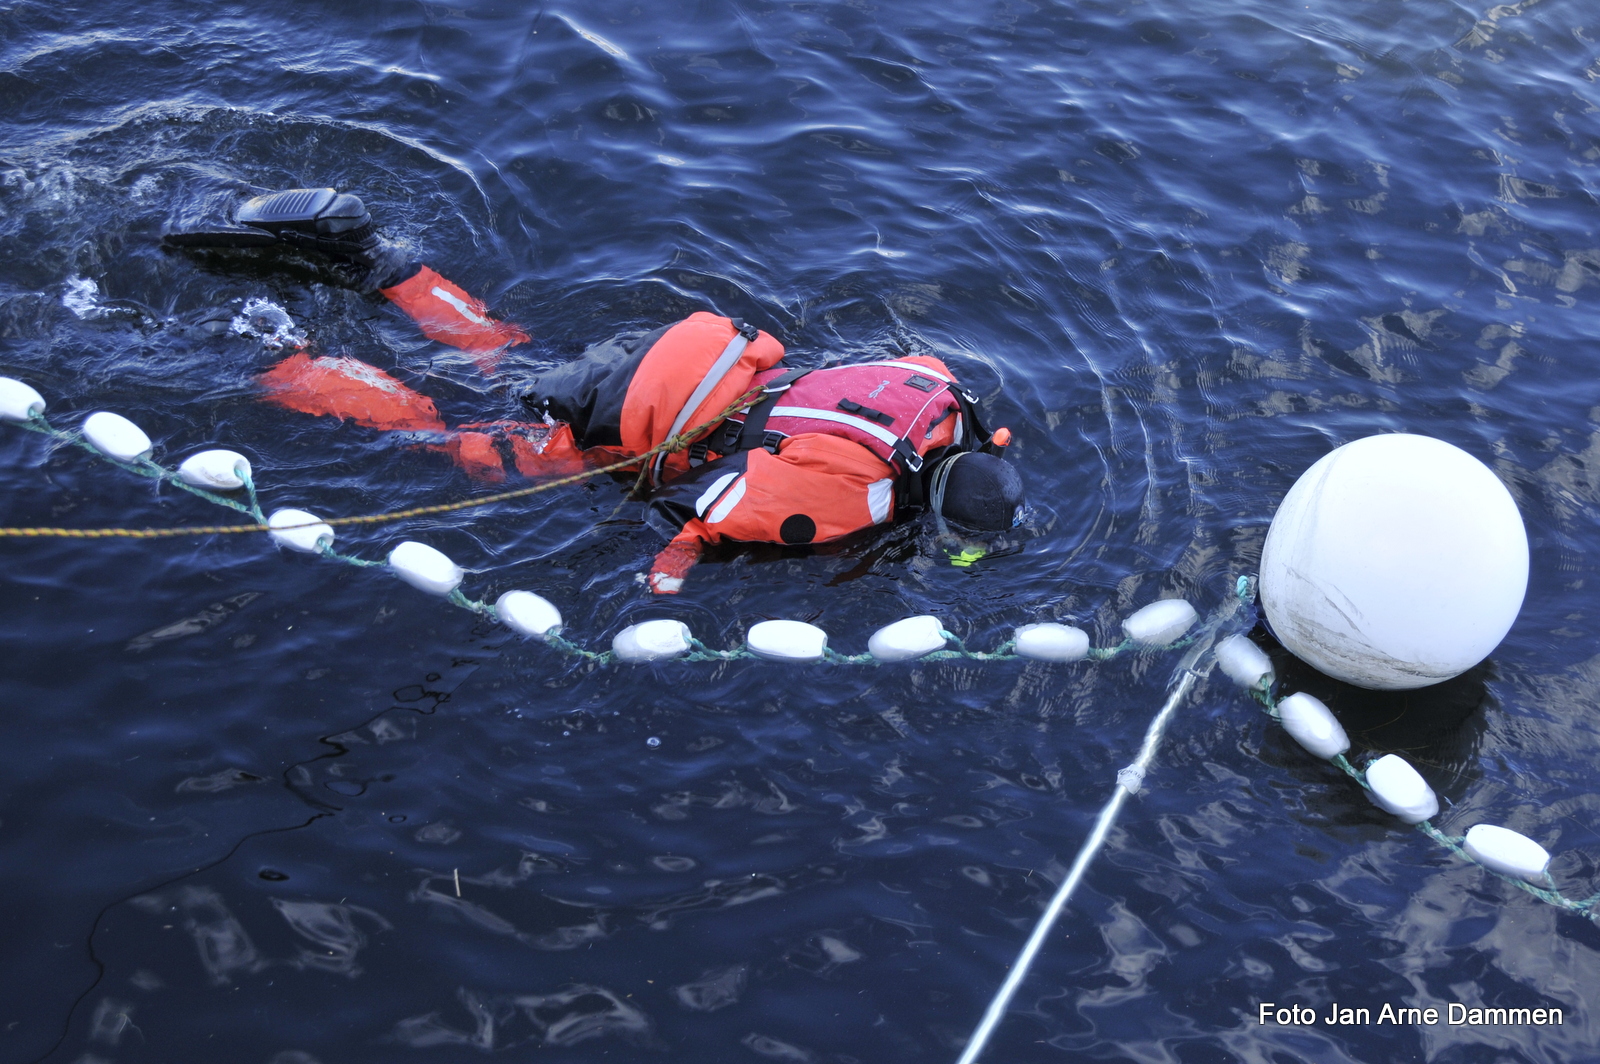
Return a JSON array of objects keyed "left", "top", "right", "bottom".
[
  {"left": 865, "top": 359, "right": 954, "bottom": 382},
  {"left": 767, "top": 406, "right": 902, "bottom": 447},
  {"left": 650, "top": 331, "right": 750, "bottom": 483}
]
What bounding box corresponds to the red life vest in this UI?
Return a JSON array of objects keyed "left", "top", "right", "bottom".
[{"left": 737, "top": 360, "right": 967, "bottom": 474}]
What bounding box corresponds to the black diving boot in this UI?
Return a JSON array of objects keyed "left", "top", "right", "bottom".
[{"left": 163, "top": 187, "right": 413, "bottom": 289}]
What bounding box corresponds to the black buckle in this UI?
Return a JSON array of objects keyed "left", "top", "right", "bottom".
[
  {"left": 731, "top": 318, "right": 760, "bottom": 342},
  {"left": 837, "top": 399, "right": 895, "bottom": 427},
  {"left": 894, "top": 438, "right": 924, "bottom": 473},
  {"left": 761, "top": 430, "right": 785, "bottom": 454},
  {"left": 688, "top": 439, "right": 710, "bottom": 466}
]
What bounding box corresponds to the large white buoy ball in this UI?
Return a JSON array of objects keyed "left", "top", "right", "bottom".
[{"left": 1260, "top": 434, "right": 1528, "bottom": 690}]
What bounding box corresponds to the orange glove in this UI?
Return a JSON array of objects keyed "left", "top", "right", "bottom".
[{"left": 648, "top": 529, "right": 704, "bottom": 594}]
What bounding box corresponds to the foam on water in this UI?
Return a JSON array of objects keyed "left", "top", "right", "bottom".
[
  {"left": 230, "top": 298, "right": 307, "bottom": 349},
  {"left": 61, "top": 276, "right": 105, "bottom": 319}
]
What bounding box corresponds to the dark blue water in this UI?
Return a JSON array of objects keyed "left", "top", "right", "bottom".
[{"left": 3, "top": 1, "right": 1599, "bottom": 1061}]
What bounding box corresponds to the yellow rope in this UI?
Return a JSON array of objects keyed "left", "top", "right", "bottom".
[{"left": 0, "top": 386, "right": 765, "bottom": 540}]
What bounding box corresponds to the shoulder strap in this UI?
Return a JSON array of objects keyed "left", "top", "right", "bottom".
[
  {"left": 733, "top": 367, "right": 812, "bottom": 453},
  {"left": 951, "top": 387, "right": 987, "bottom": 450}
]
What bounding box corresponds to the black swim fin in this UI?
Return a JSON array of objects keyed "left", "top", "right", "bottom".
[
  {"left": 165, "top": 187, "right": 372, "bottom": 252},
  {"left": 162, "top": 187, "right": 405, "bottom": 286}
]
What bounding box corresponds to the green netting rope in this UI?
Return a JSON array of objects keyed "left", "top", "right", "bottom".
[
  {"left": 1246, "top": 683, "right": 1597, "bottom": 919},
  {"left": 9, "top": 406, "right": 1200, "bottom": 670}
]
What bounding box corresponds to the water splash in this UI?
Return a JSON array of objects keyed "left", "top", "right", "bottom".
[
  {"left": 62, "top": 276, "right": 105, "bottom": 319},
  {"left": 229, "top": 297, "right": 306, "bottom": 349}
]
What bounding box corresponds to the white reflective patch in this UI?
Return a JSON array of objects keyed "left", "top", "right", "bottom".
[
  {"left": 870, "top": 360, "right": 953, "bottom": 382},
  {"left": 867, "top": 478, "right": 894, "bottom": 524},
  {"left": 769, "top": 406, "right": 901, "bottom": 446},
  {"left": 706, "top": 478, "right": 747, "bottom": 524},
  {"left": 430, "top": 286, "right": 489, "bottom": 326},
  {"left": 324, "top": 356, "right": 403, "bottom": 393},
  {"left": 694, "top": 471, "right": 742, "bottom": 517}
]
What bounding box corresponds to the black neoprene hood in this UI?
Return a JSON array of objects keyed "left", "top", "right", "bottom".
[{"left": 938, "top": 451, "right": 1024, "bottom": 531}]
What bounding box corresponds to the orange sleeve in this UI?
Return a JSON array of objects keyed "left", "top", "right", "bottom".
[{"left": 379, "top": 266, "right": 530, "bottom": 371}]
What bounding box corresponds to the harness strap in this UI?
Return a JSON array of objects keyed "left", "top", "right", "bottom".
[
  {"left": 650, "top": 319, "right": 760, "bottom": 485},
  {"left": 901, "top": 464, "right": 927, "bottom": 511},
  {"left": 927, "top": 450, "right": 967, "bottom": 538},
  {"left": 734, "top": 367, "right": 812, "bottom": 453},
  {"left": 892, "top": 437, "right": 925, "bottom": 473},
  {"left": 953, "top": 388, "right": 987, "bottom": 450}
]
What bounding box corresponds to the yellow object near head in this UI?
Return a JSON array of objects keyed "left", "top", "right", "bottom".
[{"left": 948, "top": 547, "right": 987, "bottom": 567}]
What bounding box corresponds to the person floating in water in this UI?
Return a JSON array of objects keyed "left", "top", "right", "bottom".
[{"left": 164, "top": 187, "right": 1024, "bottom": 593}]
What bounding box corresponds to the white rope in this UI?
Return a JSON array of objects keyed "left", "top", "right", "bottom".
[{"left": 954, "top": 581, "right": 1248, "bottom": 1064}]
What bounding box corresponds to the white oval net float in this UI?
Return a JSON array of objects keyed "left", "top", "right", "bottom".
[
  {"left": 1277, "top": 692, "right": 1349, "bottom": 759},
  {"left": 1122, "top": 599, "right": 1197, "bottom": 646},
  {"left": 1462, "top": 824, "right": 1551, "bottom": 883},
  {"left": 868, "top": 615, "right": 947, "bottom": 662},
  {"left": 1215, "top": 633, "right": 1274, "bottom": 690},
  {"left": 495, "top": 590, "right": 563, "bottom": 640},
  {"left": 267, "top": 508, "right": 334, "bottom": 554},
  {"left": 613, "top": 619, "right": 692, "bottom": 663},
  {"left": 1012, "top": 622, "right": 1089, "bottom": 662},
  {"left": 82, "top": 411, "right": 152, "bottom": 461},
  {"left": 387, "top": 541, "right": 464, "bottom": 596},
  {"left": 0, "top": 377, "right": 45, "bottom": 422},
  {"left": 177, "top": 449, "right": 252, "bottom": 490},
  {"left": 746, "top": 619, "right": 829, "bottom": 662},
  {"left": 1364, "top": 754, "right": 1440, "bottom": 824}
]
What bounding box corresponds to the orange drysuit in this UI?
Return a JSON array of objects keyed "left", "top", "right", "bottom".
[{"left": 257, "top": 269, "right": 972, "bottom": 593}]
